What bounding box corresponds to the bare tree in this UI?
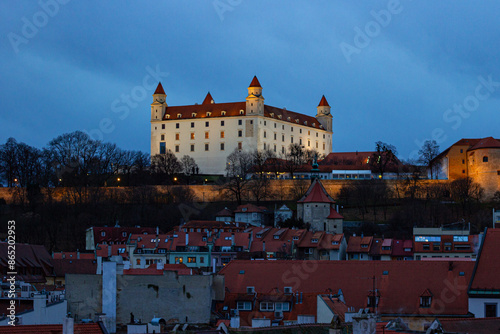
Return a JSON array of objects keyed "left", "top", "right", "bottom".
[
  {"left": 418, "top": 140, "right": 441, "bottom": 179},
  {"left": 151, "top": 150, "right": 181, "bottom": 181},
  {"left": 223, "top": 149, "right": 253, "bottom": 204},
  {"left": 369, "top": 141, "right": 398, "bottom": 178},
  {"left": 449, "top": 177, "right": 484, "bottom": 216},
  {"left": 0, "top": 138, "right": 19, "bottom": 187},
  {"left": 282, "top": 143, "right": 306, "bottom": 178},
  {"left": 179, "top": 155, "right": 198, "bottom": 184}
]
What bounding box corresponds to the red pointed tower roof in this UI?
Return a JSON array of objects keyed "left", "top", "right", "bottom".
[
  {"left": 318, "top": 95, "right": 329, "bottom": 107},
  {"left": 202, "top": 92, "right": 214, "bottom": 105},
  {"left": 249, "top": 76, "right": 262, "bottom": 88},
  {"left": 298, "top": 179, "right": 335, "bottom": 203},
  {"left": 154, "top": 82, "right": 165, "bottom": 95}
]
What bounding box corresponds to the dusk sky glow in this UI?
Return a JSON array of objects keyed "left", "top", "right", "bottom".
[{"left": 1, "top": 1, "right": 499, "bottom": 161}]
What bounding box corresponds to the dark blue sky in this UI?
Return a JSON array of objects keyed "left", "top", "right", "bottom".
[{"left": 1, "top": 1, "right": 499, "bottom": 161}]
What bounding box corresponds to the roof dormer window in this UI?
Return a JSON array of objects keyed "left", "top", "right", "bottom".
[
  {"left": 295, "top": 119, "right": 299, "bottom": 123},
  {"left": 177, "top": 113, "right": 182, "bottom": 118},
  {"left": 320, "top": 125, "right": 323, "bottom": 129},
  {"left": 312, "top": 123, "right": 316, "bottom": 127},
  {"left": 293, "top": 236, "right": 299, "bottom": 241},
  {"left": 166, "top": 114, "right": 170, "bottom": 119},
  {"left": 311, "top": 238, "right": 318, "bottom": 243},
  {"left": 270, "top": 113, "right": 274, "bottom": 117},
  {"left": 206, "top": 112, "right": 211, "bottom": 117},
  {"left": 221, "top": 111, "right": 226, "bottom": 116},
  {"left": 278, "top": 115, "right": 282, "bottom": 119},
  {"left": 304, "top": 121, "right": 307, "bottom": 125},
  {"left": 192, "top": 112, "right": 197, "bottom": 117},
  {"left": 240, "top": 110, "right": 244, "bottom": 115},
  {"left": 287, "top": 117, "right": 291, "bottom": 121}
]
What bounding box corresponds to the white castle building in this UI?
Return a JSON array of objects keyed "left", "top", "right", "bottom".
[{"left": 150, "top": 76, "right": 334, "bottom": 175}]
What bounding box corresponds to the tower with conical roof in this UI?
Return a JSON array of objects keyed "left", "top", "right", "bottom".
[
  {"left": 316, "top": 95, "right": 332, "bottom": 132},
  {"left": 151, "top": 82, "right": 167, "bottom": 121},
  {"left": 246, "top": 76, "right": 264, "bottom": 116}
]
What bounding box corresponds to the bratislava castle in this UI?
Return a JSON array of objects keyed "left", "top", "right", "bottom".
[{"left": 150, "top": 76, "right": 333, "bottom": 175}]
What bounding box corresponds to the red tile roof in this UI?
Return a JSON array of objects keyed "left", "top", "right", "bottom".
[
  {"left": 469, "top": 228, "right": 500, "bottom": 291},
  {"left": 468, "top": 136, "right": 500, "bottom": 151},
  {"left": 346, "top": 236, "right": 373, "bottom": 254},
  {"left": 95, "top": 244, "right": 128, "bottom": 258},
  {"left": 440, "top": 317, "right": 500, "bottom": 334},
  {"left": 219, "top": 260, "right": 474, "bottom": 316},
  {"left": 249, "top": 76, "right": 262, "bottom": 88},
  {"left": 327, "top": 207, "right": 343, "bottom": 219},
  {"left": 0, "top": 323, "right": 106, "bottom": 334},
  {"left": 215, "top": 208, "right": 234, "bottom": 217},
  {"left": 154, "top": 82, "right": 165, "bottom": 95},
  {"left": 91, "top": 226, "right": 156, "bottom": 246},
  {"left": 202, "top": 92, "right": 214, "bottom": 105},
  {"left": 391, "top": 239, "right": 413, "bottom": 257},
  {"left": 319, "top": 295, "right": 348, "bottom": 322},
  {"left": 298, "top": 179, "right": 335, "bottom": 203},
  {"left": 0, "top": 242, "right": 54, "bottom": 282},
  {"left": 318, "top": 95, "right": 329, "bottom": 107}
]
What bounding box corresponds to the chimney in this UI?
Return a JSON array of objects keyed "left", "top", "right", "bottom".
[
  {"left": 63, "top": 317, "right": 74, "bottom": 334},
  {"left": 33, "top": 294, "right": 47, "bottom": 323},
  {"left": 185, "top": 232, "right": 189, "bottom": 246}
]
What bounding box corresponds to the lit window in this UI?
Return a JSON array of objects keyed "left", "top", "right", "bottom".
[
  {"left": 205, "top": 132, "right": 209, "bottom": 139},
  {"left": 175, "top": 133, "right": 179, "bottom": 140},
  {"left": 188, "top": 257, "right": 196, "bottom": 263},
  {"left": 220, "top": 131, "right": 225, "bottom": 138},
  {"left": 191, "top": 133, "right": 195, "bottom": 140},
  {"left": 177, "top": 114, "right": 181, "bottom": 118},
  {"left": 175, "top": 257, "right": 183, "bottom": 264},
  {"left": 238, "top": 142, "right": 242, "bottom": 150}
]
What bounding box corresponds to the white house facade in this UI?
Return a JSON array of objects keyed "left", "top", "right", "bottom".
[{"left": 150, "top": 76, "right": 334, "bottom": 175}]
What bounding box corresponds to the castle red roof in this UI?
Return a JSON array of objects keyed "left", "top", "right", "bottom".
[
  {"left": 154, "top": 82, "right": 165, "bottom": 95},
  {"left": 468, "top": 136, "right": 500, "bottom": 151},
  {"left": 249, "top": 75, "right": 261, "bottom": 87},
  {"left": 298, "top": 179, "right": 335, "bottom": 203},
  {"left": 202, "top": 92, "right": 214, "bottom": 105},
  {"left": 318, "top": 95, "right": 329, "bottom": 107},
  {"left": 327, "top": 207, "right": 343, "bottom": 219}
]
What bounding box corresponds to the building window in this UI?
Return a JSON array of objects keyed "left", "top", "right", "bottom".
[
  {"left": 190, "top": 144, "right": 194, "bottom": 152},
  {"left": 308, "top": 140, "right": 310, "bottom": 147},
  {"left": 316, "top": 142, "right": 319, "bottom": 148},
  {"left": 160, "top": 142, "right": 166, "bottom": 154},
  {"left": 238, "top": 142, "right": 242, "bottom": 150},
  {"left": 323, "top": 143, "right": 325, "bottom": 150},
  {"left": 282, "top": 146, "right": 285, "bottom": 154},
  {"left": 175, "top": 145, "right": 179, "bottom": 153},
  {"left": 191, "top": 122, "right": 194, "bottom": 128},
  {"left": 420, "top": 296, "right": 432, "bottom": 308},
  {"left": 263, "top": 143, "right": 266, "bottom": 150},
  {"left": 221, "top": 111, "right": 226, "bottom": 116},
  {"left": 367, "top": 295, "right": 379, "bottom": 308},
  {"left": 483, "top": 156, "right": 489, "bottom": 162},
  {"left": 220, "top": 143, "right": 225, "bottom": 151},
  {"left": 205, "top": 132, "right": 209, "bottom": 139},
  {"left": 282, "top": 134, "right": 285, "bottom": 142},
  {"left": 161, "top": 134, "right": 165, "bottom": 141},
  {"left": 274, "top": 145, "right": 276, "bottom": 152},
  {"left": 291, "top": 136, "right": 294, "bottom": 143},
  {"left": 485, "top": 303, "right": 497, "bottom": 317},
  {"left": 260, "top": 302, "right": 274, "bottom": 311},
  {"left": 188, "top": 257, "right": 196, "bottom": 263},
  {"left": 236, "top": 301, "right": 251, "bottom": 311},
  {"left": 274, "top": 123, "right": 277, "bottom": 128},
  {"left": 205, "top": 121, "right": 209, "bottom": 127},
  {"left": 238, "top": 130, "right": 242, "bottom": 137},
  {"left": 300, "top": 138, "right": 302, "bottom": 145},
  {"left": 101, "top": 231, "right": 106, "bottom": 237},
  {"left": 191, "top": 133, "right": 195, "bottom": 140},
  {"left": 264, "top": 121, "right": 267, "bottom": 126},
  {"left": 238, "top": 120, "right": 242, "bottom": 125},
  {"left": 192, "top": 113, "right": 197, "bottom": 117},
  {"left": 462, "top": 170, "right": 465, "bottom": 174},
  {"left": 250, "top": 120, "right": 253, "bottom": 124},
  {"left": 274, "top": 133, "right": 277, "bottom": 140},
  {"left": 323, "top": 134, "right": 325, "bottom": 139},
  {"left": 162, "top": 124, "right": 165, "bottom": 129},
  {"left": 175, "top": 133, "right": 179, "bottom": 140},
  {"left": 462, "top": 159, "right": 465, "bottom": 164},
  {"left": 291, "top": 127, "right": 293, "bottom": 132},
  {"left": 175, "top": 257, "right": 183, "bottom": 264},
  {"left": 220, "top": 131, "right": 225, "bottom": 138},
  {"left": 205, "top": 143, "right": 209, "bottom": 151},
  {"left": 460, "top": 149, "right": 463, "bottom": 153},
  {"left": 176, "top": 123, "right": 179, "bottom": 129},
  {"left": 264, "top": 131, "right": 267, "bottom": 138}
]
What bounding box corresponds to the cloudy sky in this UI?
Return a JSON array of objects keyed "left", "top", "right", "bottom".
[{"left": 1, "top": 1, "right": 499, "bottom": 161}]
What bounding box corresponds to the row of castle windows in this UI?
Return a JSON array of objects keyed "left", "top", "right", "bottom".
[{"left": 159, "top": 142, "right": 242, "bottom": 154}]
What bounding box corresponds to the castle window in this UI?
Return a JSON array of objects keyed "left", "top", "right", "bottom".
[
  {"left": 316, "top": 142, "right": 318, "bottom": 149},
  {"left": 308, "top": 140, "right": 310, "bottom": 147},
  {"left": 462, "top": 170, "right": 465, "bottom": 174},
  {"left": 221, "top": 120, "right": 225, "bottom": 126},
  {"left": 238, "top": 120, "right": 242, "bottom": 126},
  {"left": 270, "top": 113, "right": 274, "bottom": 117},
  {"left": 162, "top": 124, "right": 165, "bottom": 129},
  {"left": 161, "top": 134, "right": 165, "bottom": 141},
  {"left": 264, "top": 131, "right": 267, "bottom": 138},
  {"left": 175, "top": 133, "right": 179, "bottom": 140},
  {"left": 462, "top": 159, "right": 465, "bottom": 164},
  {"left": 274, "top": 123, "right": 277, "bottom": 128},
  {"left": 191, "top": 133, "right": 195, "bottom": 140},
  {"left": 176, "top": 123, "right": 179, "bottom": 129},
  {"left": 300, "top": 129, "right": 302, "bottom": 134},
  {"left": 300, "top": 138, "right": 302, "bottom": 145},
  {"left": 460, "top": 149, "right": 463, "bottom": 153},
  {"left": 316, "top": 132, "right": 318, "bottom": 137},
  {"left": 313, "top": 123, "right": 316, "bottom": 127},
  {"left": 220, "top": 143, "right": 225, "bottom": 151},
  {"left": 191, "top": 122, "right": 195, "bottom": 128},
  {"left": 192, "top": 113, "right": 197, "bottom": 117},
  {"left": 274, "top": 133, "right": 277, "bottom": 140},
  {"left": 308, "top": 131, "right": 310, "bottom": 135},
  {"left": 263, "top": 143, "right": 266, "bottom": 150},
  {"left": 177, "top": 114, "right": 182, "bottom": 118},
  {"left": 323, "top": 134, "right": 325, "bottom": 139},
  {"left": 282, "top": 146, "right": 285, "bottom": 154},
  {"left": 264, "top": 121, "right": 267, "bottom": 126},
  {"left": 282, "top": 125, "right": 285, "bottom": 130},
  {"left": 323, "top": 143, "right": 325, "bottom": 150},
  {"left": 278, "top": 115, "right": 282, "bottom": 119},
  {"left": 483, "top": 156, "right": 488, "bottom": 162},
  {"left": 175, "top": 145, "right": 179, "bottom": 153},
  {"left": 221, "top": 131, "right": 225, "bottom": 138},
  {"left": 287, "top": 117, "right": 291, "bottom": 121},
  {"left": 238, "top": 142, "right": 242, "bottom": 150},
  {"left": 291, "top": 127, "right": 293, "bottom": 132},
  {"left": 238, "top": 130, "right": 242, "bottom": 137},
  {"left": 205, "top": 132, "right": 209, "bottom": 139},
  {"left": 291, "top": 136, "right": 294, "bottom": 143},
  {"left": 295, "top": 119, "right": 299, "bottom": 123},
  {"left": 166, "top": 114, "right": 170, "bottom": 119},
  {"left": 282, "top": 135, "right": 285, "bottom": 142},
  {"left": 160, "top": 142, "right": 166, "bottom": 154},
  {"left": 190, "top": 144, "right": 194, "bottom": 152},
  {"left": 240, "top": 110, "right": 244, "bottom": 115},
  {"left": 274, "top": 145, "right": 277, "bottom": 152},
  {"left": 205, "top": 121, "right": 209, "bottom": 127},
  {"left": 304, "top": 121, "right": 307, "bottom": 125},
  {"left": 221, "top": 111, "right": 226, "bottom": 116},
  {"left": 205, "top": 143, "right": 209, "bottom": 151},
  {"left": 206, "top": 112, "right": 211, "bottom": 117}
]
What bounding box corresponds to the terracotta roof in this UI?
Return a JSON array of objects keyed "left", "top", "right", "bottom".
[
  {"left": 0, "top": 323, "right": 106, "bottom": 334},
  {"left": 318, "top": 95, "right": 330, "bottom": 107},
  {"left": 298, "top": 179, "right": 335, "bottom": 203},
  {"left": 52, "top": 259, "right": 97, "bottom": 276},
  {"left": 0, "top": 242, "right": 54, "bottom": 282},
  {"left": 346, "top": 236, "right": 373, "bottom": 254},
  {"left": 263, "top": 104, "right": 324, "bottom": 129},
  {"left": 216, "top": 208, "right": 234, "bottom": 217},
  {"left": 469, "top": 228, "right": 500, "bottom": 292},
  {"left": 95, "top": 244, "right": 128, "bottom": 258},
  {"left": 327, "top": 207, "right": 343, "bottom": 219},
  {"left": 431, "top": 137, "right": 497, "bottom": 164},
  {"left": 154, "top": 82, "right": 165, "bottom": 95},
  {"left": 249, "top": 76, "right": 261, "bottom": 88},
  {"left": 202, "top": 92, "right": 214, "bottom": 105},
  {"left": 91, "top": 226, "right": 156, "bottom": 246},
  {"left": 468, "top": 136, "right": 500, "bottom": 151},
  {"left": 219, "top": 260, "right": 474, "bottom": 317},
  {"left": 319, "top": 295, "right": 348, "bottom": 322},
  {"left": 440, "top": 317, "right": 500, "bottom": 334},
  {"left": 234, "top": 203, "right": 267, "bottom": 213},
  {"left": 391, "top": 240, "right": 413, "bottom": 257}
]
